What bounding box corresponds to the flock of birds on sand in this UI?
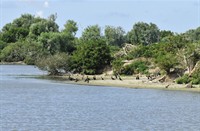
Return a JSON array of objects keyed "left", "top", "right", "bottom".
[
  {"left": 67, "top": 73, "right": 171, "bottom": 88},
  {"left": 67, "top": 74, "right": 141, "bottom": 83}
]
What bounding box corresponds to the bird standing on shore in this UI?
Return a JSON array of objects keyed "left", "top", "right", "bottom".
[
  {"left": 85, "top": 76, "right": 90, "bottom": 83},
  {"left": 111, "top": 76, "right": 115, "bottom": 80},
  {"left": 93, "top": 75, "right": 96, "bottom": 80},
  {"left": 119, "top": 76, "right": 122, "bottom": 81},
  {"left": 101, "top": 76, "right": 104, "bottom": 80}
]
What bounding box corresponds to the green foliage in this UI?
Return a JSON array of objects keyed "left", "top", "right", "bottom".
[
  {"left": 29, "top": 18, "right": 59, "bottom": 39},
  {"left": 127, "top": 45, "right": 153, "bottom": 59},
  {"left": 127, "top": 22, "right": 160, "bottom": 45},
  {"left": 71, "top": 39, "right": 111, "bottom": 74},
  {"left": 176, "top": 72, "right": 200, "bottom": 85},
  {"left": 81, "top": 25, "right": 102, "bottom": 41},
  {"left": 23, "top": 41, "right": 42, "bottom": 65},
  {"left": 63, "top": 20, "right": 78, "bottom": 37},
  {"left": 191, "top": 65, "right": 200, "bottom": 84},
  {"left": 0, "top": 40, "right": 8, "bottom": 50},
  {"left": 0, "top": 42, "right": 26, "bottom": 62},
  {"left": 0, "top": 40, "right": 41, "bottom": 64},
  {"left": 154, "top": 53, "right": 178, "bottom": 74},
  {"left": 160, "top": 30, "right": 174, "bottom": 41},
  {"left": 184, "top": 27, "right": 200, "bottom": 42},
  {"left": 104, "top": 26, "right": 125, "bottom": 47},
  {"left": 0, "top": 14, "right": 43, "bottom": 43},
  {"left": 0, "top": 13, "right": 199, "bottom": 81},
  {"left": 176, "top": 74, "right": 191, "bottom": 84},
  {"left": 109, "top": 45, "right": 121, "bottom": 56},
  {"left": 38, "top": 32, "right": 76, "bottom": 55},
  {"left": 36, "top": 53, "right": 70, "bottom": 75},
  {"left": 121, "top": 60, "right": 149, "bottom": 75},
  {"left": 1, "top": 26, "right": 29, "bottom": 43},
  {"left": 112, "top": 58, "right": 124, "bottom": 74}
]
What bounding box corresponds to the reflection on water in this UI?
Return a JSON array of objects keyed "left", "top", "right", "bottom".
[{"left": 0, "top": 65, "right": 200, "bottom": 131}]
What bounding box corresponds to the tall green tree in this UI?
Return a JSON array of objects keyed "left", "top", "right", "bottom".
[
  {"left": 38, "top": 32, "right": 76, "bottom": 55},
  {"left": 104, "top": 26, "right": 125, "bottom": 47},
  {"left": 29, "top": 15, "right": 59, "bottom": 39},
  {"left": 71, "top": 39, "right": 111, "bottom": 74},
  {"left": 81, "top": 25, "right": 102, "bottom": 41},
  {"left": 0, "top": 14, "right": 43, "bottom": 43},
  {"left": 63, "top": 20, "right": 78, "bottom": 37},
  {"left": 36, "top": 53, "right": 71, "bottom": 75},
  {"left": 184, "top": 27, "right": 200, "bottom": 42},
  {"left": 127, "top": 22, "right": 160, "bottom": 45}
]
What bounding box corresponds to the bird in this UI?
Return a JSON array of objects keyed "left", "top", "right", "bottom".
[
  {"left": 85, "top": 76, "right": 90, "bottom": 83},
  {"left": 101, "top": 76, "right": 104, "bottom": 80},
  {"left": 165, "top": 84, "right": 170, "bottom": 88},
  {"left": 119, "top": 76, "right": 122, "bottom": 81},
  {"left": 93, "top": 75, "right": 96, "bottom": 80},
  {"left": 111, "top": 76, "right": 115, "bottom": 80},
  {"left": 75, "top": 78, "right": 79, "bottom": 82}
]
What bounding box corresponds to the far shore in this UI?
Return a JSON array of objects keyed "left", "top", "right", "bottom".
[
  {"left": 38, "top": 75, "right": 200, "bottom": 93},
  {"left": 0, "top": 61, "right": 26, "bottom": 65},
  {"left": 1, "top": 63, "right": 199, "bottom": 93}
]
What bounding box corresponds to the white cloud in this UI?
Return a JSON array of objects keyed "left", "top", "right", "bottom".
[
  {"left": 36, "top": 11, "right": 43, "bottom": 18},
  {"left": 44, "top": 1, "right": 49, "bottom": 8}
]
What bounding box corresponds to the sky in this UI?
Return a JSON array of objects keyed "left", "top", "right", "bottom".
[{"left": 0, "top": 0, "right": 200, "bottom": 36}]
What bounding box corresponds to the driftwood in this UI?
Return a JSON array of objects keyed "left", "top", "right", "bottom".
[
  {"left": 158, "top": 75, "right": 166, "bottom": 83},
  {"left": 186, "top": 82, "right": 193, "bottom": 88}
]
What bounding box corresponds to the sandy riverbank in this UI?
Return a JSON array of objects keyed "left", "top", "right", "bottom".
[{"left": 42, "top": 75, "right": 200, "bottom": 93}]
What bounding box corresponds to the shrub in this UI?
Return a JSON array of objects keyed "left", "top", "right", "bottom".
[
  {"left": 121, "top": 60, "right": 149, "bottom": 75},
  {"left": 36, "top": 53, "right": 70, "bottom": 75},
  {"left": 112, "top": 58, "right": 124, "bottom": 74},
  {"left": 176, "top": 74, "right": 191, "bottom": 84}
]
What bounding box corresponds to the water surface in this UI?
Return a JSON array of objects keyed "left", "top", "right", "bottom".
[{"left": 0, "top": 65, "right": 200, "bottom": 131}]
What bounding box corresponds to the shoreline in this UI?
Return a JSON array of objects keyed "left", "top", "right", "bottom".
[
  {"left": 38, "top": 75, "right": 200, "bottom": 93},
  {"left": 0, "top": 61, "right": 26, "bottom": 65}
]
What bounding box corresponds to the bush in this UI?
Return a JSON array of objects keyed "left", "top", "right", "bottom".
[
  {"left": 121, "top": 60, "right": 149, "bottom": 75},
  {"left": 191, "top": 71, "right": 200, "bottom": 84},
  {"left": 36, "top": 53, "right": 70, "bottom": 75},
  {"left": 112, "top": 58, "right": 124, "bottom": 74},
  {"left": 176, "top": 74, "right": 191, "bottom": 84},
  {"left": 71, "top": 39, "right": 111, "bottom": 75},
  {"left": 0, "top": 42, "right": 25, "bottom": 62}
]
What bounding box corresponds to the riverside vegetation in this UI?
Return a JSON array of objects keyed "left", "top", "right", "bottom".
[{"left": 0, "top": 14, "right": 200, "bottom": 86}]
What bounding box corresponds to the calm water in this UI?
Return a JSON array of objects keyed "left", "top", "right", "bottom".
[{"left": 0, "top": 65, "right": 200, "bottom": 131}]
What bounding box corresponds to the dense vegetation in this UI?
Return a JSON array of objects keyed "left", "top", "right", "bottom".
[{"left": 0, "top": 14, "right": 200, "bottom": 84}]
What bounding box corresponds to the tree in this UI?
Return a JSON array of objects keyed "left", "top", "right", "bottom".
[
  {"left": 0, "top": 40, "right": 7, "bottom": 50},
  {"left": 160, "top": 30, "right": 174, "bottom": 41},
  {"left": 177, "top": 42, "right": 200, "bottom": 74},
  {"left": 36, "top": 53, "right": 71, "bottom": 75},
  {"left": 81, "top": 25, "right": 102, "bottom": 41},
  {"left": 38, "top": 32, "right": 76, "bottom": 55},
  {"left": 104, "top": 26, "right": 125, "bottom": 47},
  {"left": 0, "top": 42, "right": 26, "bottom": 62},
  {"left": 155, "top": 52, "right": 179, "bottom": 74},
  {"left": 29, "top": 18, "right": 59, "bottom": 39},
  {"left": 0, "top": 40, "right": 41, "bottom": 64},
  {"left": 12, "top": 14, "right": 35, "bottom": 29},
  {"left": 63, "top": 20, "right": 78, "bottom": 37},
  {"left": 1, "top": 24, "right": 29, "bottom": 43},
  {"left": 127, "top": 22, "right": 160, "bottom": 45},
  {"left": 71, "top": 39, "right": 111, "bottom": 74},
  {"left": 38, "top": 32, "right": 61, "bottom": 55},
  {"left": 0, "top": 14, "right": 42, "bottom": 43}
]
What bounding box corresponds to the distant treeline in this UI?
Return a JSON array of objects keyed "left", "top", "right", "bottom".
[{"left": 0, "top": 14, "right": 200, "bottom": 84}]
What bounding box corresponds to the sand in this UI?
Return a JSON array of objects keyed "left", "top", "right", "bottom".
[{"left": 57, "top": 75, "right": 200, "bottom": 93}]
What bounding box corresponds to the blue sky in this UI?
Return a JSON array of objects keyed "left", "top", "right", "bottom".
[{"left": 0, "top": 0, "right": 200, "bottom": 36}]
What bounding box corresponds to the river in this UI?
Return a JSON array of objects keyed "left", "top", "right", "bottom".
[{"left": 0, "top": 65, "right": 200, "bottom": 131}]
